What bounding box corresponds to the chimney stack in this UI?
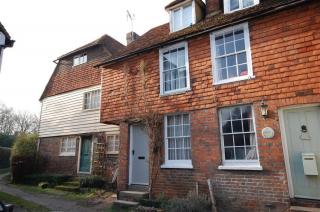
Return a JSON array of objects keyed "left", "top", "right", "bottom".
[
  {"left": 206, "top": 0, "right": 222, "bottom": 16},
  {"left": 126, "top": 31, "right": 139, "bottom": 45}
]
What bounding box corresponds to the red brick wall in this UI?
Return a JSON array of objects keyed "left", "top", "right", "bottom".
[
  {"left": 39, "top": 137, "right": 79, "bottom": 175},
  {"left": 101, "top": 1, "right": 320, "bottom": 211},
  {"left": 101, "top": 2, "right": 320, "bottom": 123}
]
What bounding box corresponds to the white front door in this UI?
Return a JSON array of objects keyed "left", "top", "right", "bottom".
[
  {"left": 130, "top": 124, "right": 149, "bottom": 185},
  {"left": 283, "top": 106, "right": 320, "bottom": 200}
]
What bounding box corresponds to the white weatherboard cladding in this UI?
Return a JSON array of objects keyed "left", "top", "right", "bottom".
[{"left": 39, "top": 85, "right": 119, "bottom": 137}]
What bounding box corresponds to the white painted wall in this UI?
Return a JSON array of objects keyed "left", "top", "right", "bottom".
[{"left": 39, "top": 85, "right": 119, "bottom": 138}]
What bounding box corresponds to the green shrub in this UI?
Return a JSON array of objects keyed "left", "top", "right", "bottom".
[
  {"left": 11, "top": 134, "right": 38, "bottom": 157},
  {"left": 0, "top": 147, "right": 11, "bottom": 169},
  {"left": 162, "top": 191, "right": 211, "bottom": 212},
  {"left": 23, "top": 174, "right": 71, "bottom": 186},
  {"left": 10, "top": 134, "right": 47, "bottom": 183},
  {"left": 80, "top": 176, "right": 106, "bottom": 188}
]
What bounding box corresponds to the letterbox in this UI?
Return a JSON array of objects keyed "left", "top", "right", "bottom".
[{"left": 302, "top": 153, "right": 318, "bottom": 176}]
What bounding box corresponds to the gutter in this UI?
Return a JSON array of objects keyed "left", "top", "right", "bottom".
[{"left": 95, "top": 0, "right": 309, "bottom": 68}]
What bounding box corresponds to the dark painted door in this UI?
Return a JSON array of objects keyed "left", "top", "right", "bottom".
[{"left": 79, "top": 136, "right": 92, "bottom": 173}]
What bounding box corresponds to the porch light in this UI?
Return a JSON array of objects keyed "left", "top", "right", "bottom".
[{"left": 260, "top": 100, "right": 268, "bottom": 119}]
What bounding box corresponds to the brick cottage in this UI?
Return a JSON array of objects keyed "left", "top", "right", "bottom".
[
  {"left": 96, "top": 0, "right": 320, "bottom": 211},
  {"left": 39, "top": 35, "right": 124, "bottom": 179}
]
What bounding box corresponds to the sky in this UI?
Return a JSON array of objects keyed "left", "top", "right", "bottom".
[{"left": 0, "top": 0, "right": 173, "bottom": 115}]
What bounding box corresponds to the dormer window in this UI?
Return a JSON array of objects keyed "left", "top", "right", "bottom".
[
  {"left": 224, "top": 0, "right": 259, "bottom": 13},
  {"left": 167, "top": 0, "right": 205, "bottom": 33},
  {"left": 171, "top": 3, "right": 193, "bottom": 32},
  {"left": 73, "top": 53, "right": 87, "bottom": 66}
]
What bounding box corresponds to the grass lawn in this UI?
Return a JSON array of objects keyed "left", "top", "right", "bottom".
[
  {"left": 11, "top": 183, "right": 112, "bottom": 201},
  {"left": 0, "top": 168, "right": 9, "bottom": 175},
  {"left": 0, "top": 191, "right": 49, "bottom": 212},
  {"left": 105, "top": 205, "right": 131, "bottom": 212}
]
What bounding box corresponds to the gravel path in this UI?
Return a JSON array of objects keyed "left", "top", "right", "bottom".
[{"left": 0, "top": 174, "right": 114, "bottom": 212}]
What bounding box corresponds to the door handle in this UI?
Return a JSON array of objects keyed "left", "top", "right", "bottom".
[
  {"left": 132, "top": 150, "right": 135, "bottom": 155},
  {"left": 138, "top": 156, "right": 145, "bottom": 160}
]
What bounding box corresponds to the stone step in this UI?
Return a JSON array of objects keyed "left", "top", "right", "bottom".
[
  {"left": 128, "top": 184, "right": 149, "bottom": 192},
  {"left": 119, "top": 190, "right": 149, "bottom": 201},
  {"left": 290, "top": 206, "right": 320, "bottom": 212},
  {"left": 113, "top": 200, "right": 139, "bottom": 208}
]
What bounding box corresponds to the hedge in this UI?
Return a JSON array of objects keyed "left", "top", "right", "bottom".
[{"left": 0, "top": 147, "right": 11, "bottom": 169}]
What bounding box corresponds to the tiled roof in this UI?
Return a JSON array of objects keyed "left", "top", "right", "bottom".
[
  {"left": 97, "top": 0, "right": 310, "bottom": 67},
  {"left": 165, "top": 0, "right": 205, "bottom": 10},
  {"left": 57, "top": 34, "right": 125, "bottom": 60},
  {"left": 40, "top": 34, "right": 125, "bottom": 100},
  {"left": 0, "top": 22, "right": 14, "bottom": 47}
]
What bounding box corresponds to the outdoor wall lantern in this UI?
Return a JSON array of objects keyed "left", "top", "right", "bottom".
[{"left": 260, "top": 100, "right": 268, "bottom": 119}]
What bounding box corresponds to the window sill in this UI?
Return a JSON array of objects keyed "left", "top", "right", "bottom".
[
  {"left": 160, "top": 88, "right": 191, "bottom": 97},
  {"left": 161, "top": 163, "right": 193, "bottom": 169},
  {"left": 82, "top": 108, "right": 100, "bottom": 112},
  {"left": 214, "top": 75, "right": 255, "bottom": 86},
  {"left": 107, "top": 152, "right": 119, "bottom": 155},
  {"left": 218, "top": 164, "right": 263, "bottom": 171},
  {"left": 59, "top": 153, "right": 76, "bottom": 157}
]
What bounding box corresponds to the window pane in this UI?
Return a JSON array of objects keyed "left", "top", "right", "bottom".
[
  {"left": 246, "top": 146, "right": 257, "bottom": 160},
  {"left": 234, "top": 134, "right": 245, "bottom": 146},
  {"left": 225, "top": 42, "right": 235, "bottom": 54},
  {"left": 231, "top": 107, "right": 241, "bottom": 119},
  {"left": 225, "top": 32, "right": 234, "bottom": 43},
  {"left": 242, "top": 105, "right": 252, "bottom": 118},
  {"left": 216, "top": 57, "right": 226, "bottom": 69},
  {"left": 225, "top": 148, "right": 235, "bottom": 160},
  {"left": 232, "top": 120, "right": 243, "bottom": 132},
  {"left": 245, "top": 134, "right": 256, "bottom": 146},
  {"left": 215, "top": 35, "right": 224, "bottom": 45},
  {"left": 243, "top": 119, "right": 253, "bottom": 132},
  {"left": 183, "top": 114, "right": 189, "bottom": 125},
  {"left": 235, "top": 147, "right": 245, "bottom": 159},
  {"left": 177, "top": 48, "right": 186, "bottom": 67},
  {"left": 173, "top": 9, "right": 181, "bottom": 31},
  {"left": 218, "top": 68, "right": 228, "bottom": 80},
  {"left": 235, "top": 39, "right": 245, "bottom": 51},
  {"left": 234, "top": 30, "right": 244, "bottom": 40},
  {"left": 224, "top": 135, "right": 233, "bottom": 147},
  {"left": 230, "top": 0, "right": 240, "bottom": 10},
  {"left": 216, "top": 45, "right": 225, "bottom": 56},
  {"left": 238, "top": 64, "right": 248, "bottom": 76},
  {"left": 170, "top": 50, "right": 178, "bottom": 69},
  {"left": 221, "top": 108, "right": 231, "bottom": 121},
  {"left": 227, "top": 55, "right": 236, "bottom": 67},
  {"left": 237, "top": 52, "right": 247, "bottom": 64},
  {"left": 222, "top": 121, "right": 232, "bottom": 133},
  {"left": 182, "top": 5, "right": 192, "bottom": 28},
  {"left": 228, "top": 66, "right": 237, "bottom": 78},
  {"left": 243, "top": 0, "right": 254, "bottom": 8}
]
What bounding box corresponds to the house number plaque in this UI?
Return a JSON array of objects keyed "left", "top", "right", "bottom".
[{"left": 262, "top": 127, "right": 275, "bottom": 139}]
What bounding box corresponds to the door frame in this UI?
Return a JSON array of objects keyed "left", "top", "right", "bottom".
[
  {"left": 279, "top": 103, "right": 320, "bottom": 199},
  {"left": 77, "top": 135, "right": 94, "bottom": 174},
  {"left": 128, "top": 124, "right": 149, "bottom": 185}
]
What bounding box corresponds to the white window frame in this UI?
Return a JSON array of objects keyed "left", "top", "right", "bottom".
[
  {"left": 60, "top": 137, "right": 77, "bottom": 156},
  {"left": 161, "top": 113, "right": 193, "bottom": 169},
  {"left": 218, "top": 105, "right": 262, "bottom": 170},
  {"left": 73, "top": 53, "right": 87, "bottom": 66},
  {"left": 210, "top": 22, "right": 254, "bottom": 85},
  {"left": 106, "top": 134, "right": 120, "bottom": 154},
  {"left": 83, "top": 89, "right": 101, "bottom": 110},
  {"left": 224, "top": 0, "right": 259, "bottom": 14},
  {"left": 159, "top": 42, "right": 191, "bottom": 96},
  {"left": 169, "top": 0, "right": 196, "bottom": 32}
]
